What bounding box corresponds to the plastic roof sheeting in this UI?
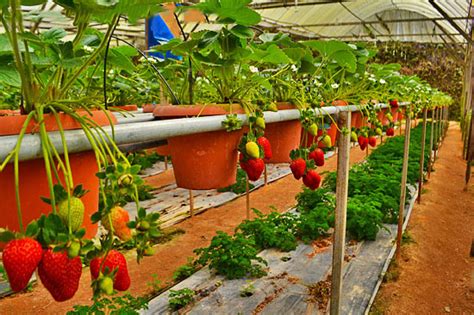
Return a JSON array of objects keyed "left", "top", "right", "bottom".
[{"left": 254, "top": 0, "right": 472, "bottom": 43}]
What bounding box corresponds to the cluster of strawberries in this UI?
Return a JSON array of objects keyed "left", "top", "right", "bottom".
[
  {"left": 2, "top": 204, "right": 134, "bottom": 301},
  {"left": 239, "top": 135, "right": 272, "bottom": 181},
  {"left": 238, "top": 114, "right": 273, "bottom": 182},
  {"left": 289, "top": 146, "right": 325, "bottom": 190},
  {"left": 2, "top": 237, "right": 130, "bottom": 301}
]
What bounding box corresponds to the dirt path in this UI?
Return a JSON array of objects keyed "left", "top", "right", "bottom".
[
  {"left": 0, "top": 134, "right": 384, "bottom": 314},
  {"left": 372, "top": 123, "right": 474, "bottom": 314}
]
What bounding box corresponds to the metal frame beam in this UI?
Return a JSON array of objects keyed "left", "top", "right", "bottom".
[
  {"left": 429, "top": 0, "right": 472, "bottom": 43},
  {"left": 261, "top": 16, "right": 469, "bottom": 29},
  {"left": 250, "top": 0, "right": 352, "bottom": 10}
]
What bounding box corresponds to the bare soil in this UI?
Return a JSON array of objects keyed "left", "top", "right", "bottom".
[{"left": 371, "top": 123, "right": 474, "bottom": 314}]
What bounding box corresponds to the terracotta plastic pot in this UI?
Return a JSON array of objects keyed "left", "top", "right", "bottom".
[
  {"left": 142, "top": 104, "right": 156, "bottom": 113},
  {"left": 155, "top": 144, "right": 171, "bottom": 156},
  {"left": 153, "top": 104, "right": 244, "bottom": 190},
  {"left": 110, "top": 104, "right": 138, "bottom": 112},
  {"left": 317, "top": 125, "right": 337, "bottom": 149},
  {"left": 0, "top": 111, "right": 116, "bottom": 240},
  {"left": 265, "top": 120, "right": 302, "bottom": 162},
  {"left": 391, "top": 107, "right": 399, "bottom": 122},
  {"left": 264, "top": 103, "right": 301, "bottom": 163},
  {"left": 377, "top": 108, "right": 389, "bottom": 125},
  {"left": 351, "top": 111, "right": 362, "bottom": 128}
]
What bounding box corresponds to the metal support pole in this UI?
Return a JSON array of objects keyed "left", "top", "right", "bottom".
[
  {"left": 396, "top": 107, "right": 411, "bottom": 261},
  {"left": 428, "top": 109, "right": 435, "bottom": 179},
  {"left": 330, "top": 111, "right": 351, "bottom": 315},
  {"left": 418, "top": 108, "right": 428, "bottom": 204}
]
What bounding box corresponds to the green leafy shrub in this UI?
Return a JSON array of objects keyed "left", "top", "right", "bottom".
[
  {"left": 194, "top": 232, "right": 267, "bottom": 279},
  {"left": 237, "top": 209, "right": 299, "bottom": 252},
  {"left": 346, "top": 196, "right": 384, "bottom": 241},
  {"left": 168, "top": 288, "right": 195, "bottom": 311}
]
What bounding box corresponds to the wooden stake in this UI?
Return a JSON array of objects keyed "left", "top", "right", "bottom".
[
  {"left": 164, "top": 156, "right": 168, "bottom": 170},
  {"left": 189, "top": 190, "right": 194, "bottom": 217},
  {"left": 264, "top": 164, "right": 268, "bottom": 186},
  {"left": 330, "top": 111, "right": 351, "bottom": 315},
  {"left": 417, "top": 108, "right": 428, "bottom": 204},
  {"left": 366, "top": 141, "right": 369, "bottom": 157},
  {"left": 246, "top": 175, "right": 250, "bottom": 219},
  {"left": 396, "top": 107, "right": 411, "bottom": 261},
  {"left": 433, "top": 108, "right": 439, "bottom": 162},
  {"left": 428, "top": 109, "right": 435, "bottom": 179}
]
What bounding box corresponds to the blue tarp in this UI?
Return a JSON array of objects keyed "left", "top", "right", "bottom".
[{"left": 147, "top": 15, "right": 181, "bottom": 60}]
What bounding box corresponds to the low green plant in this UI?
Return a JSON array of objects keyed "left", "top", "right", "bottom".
[
  {"left": 236, "top": 209, "right": 299, "bottom": 252},
  {"left": 173, "top": 258, "right": 197, "bottom": 282},
  {"left": 168, "top": 288, "right": 195, "bottom": 311},
  {"left": 68, "top": 294, "right": 148, "bottom": 315},
  {"left": 194, "top": 231, "right": 267, "bottom": 279},
  {"left": 127, "top": 151, "right": 163, "bottom": 172},
  {"left": 240, "top": 281, "right": 256, "bottom": 297},
  {"left": 346, "top": 196, "right": 384, "bottom": 241}
]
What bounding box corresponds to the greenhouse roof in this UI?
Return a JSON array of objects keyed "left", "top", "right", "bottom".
[{"left": 253, "top": 0, "right": 473, "bottom": 43}]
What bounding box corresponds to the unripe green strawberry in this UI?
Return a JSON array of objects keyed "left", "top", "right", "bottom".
[
  {"left": 99, "top": 276, "right": 114, "bottom": 295},
  {"left": 321, "top": 135, "right": 332, "bottom": 147},
  {"left": 267, "top": 102, "right": 278, "bottom": 112},
  {"left": 58, "top": 197, "right": 84, "bottom": 232},
  {"left": 308, "top": 123, "right": 318, "bottom": 136},
  {"left": 67, "top": 240, "right": 81, "bottom": 259},
  {"left": 90, "top": 250, "right": 130, "bottom": 291},
  {"left": 118, "top": 174, "right": 133, "bottom": 187},
  {"left": 376, "top": 128, "right": 382, "bottom": 135},
  {"left": 255, "top": 117, "right": 265, "bottom": 130},
  {"left": 351, "top": 131, "right": 358, "bottom": 142},
  {"left": 144, "top": 246, "right": 155, "bottom": 256},
  {"left": 137, "top": 220, "right": 150, "bottom": 231},
  {"left": 386, "top": 113, "right": 393, "bottom": 122},
  {"left": 245, "top": 141, "right": 260, "bottom": 159}
]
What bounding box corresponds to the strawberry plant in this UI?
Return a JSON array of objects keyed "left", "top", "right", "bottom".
[
  {"left": 173, "top": 258, "right": 197, "bottom": 282},
  {"left": 194, "top": 231, "right": 267, "bottom": 280},
  {"left": 168, "top": 288, "right": 195, "bottom": 311},
  {"left": 67, "top": 293, "right": 148, "bottom": 315},
  {"left": 236, "top": 209, "right": 299, "bottom": 252}
]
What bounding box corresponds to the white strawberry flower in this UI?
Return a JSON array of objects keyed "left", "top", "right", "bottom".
[{"left": 249, "top": 66, "right": 259, "bottom": 73}]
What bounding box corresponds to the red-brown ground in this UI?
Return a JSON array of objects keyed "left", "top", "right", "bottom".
[{"left": 371, "top": 123, "right": 474, "bottom": 314}]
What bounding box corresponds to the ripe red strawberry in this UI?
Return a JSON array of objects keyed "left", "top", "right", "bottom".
[
  {"left": 358, "top": 136, "right": 368, "bottom": 151},
  {"left": 368, "top": 136, "right": 377, "bottom": 147},
  {"left": 303, "top": 170, "right": 321, "bottom": 190},
  {"left": 389, "top": 99, "right": 399, "bottom": 109},
  {"left": 308, "top": 148, "right": 325, "bottom": 167},
  {"left": 90, "top": 250, "right": 130, "bottom": 291},
  {"left": 2, "top": 238, "right": 43, "bottom": 292},
  {"left": 386, "top": 127, "right": 395, "bottom": 136},
  {"left": 290, "top": 158, "right": 306, "bottom": 179},
  {"left": 38, "top": 249, "right": 82, "bottom": 301},
  {"left": 241, "top": 158, "right": 265, "bottom": 181},
  {"left": 239, "top": 153, "right": 247, "bottom": 172},
  {"left": 257, "top": 137, "right": 272, "bottom": 160}
]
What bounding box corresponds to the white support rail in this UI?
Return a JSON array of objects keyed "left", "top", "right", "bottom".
[{"left": 0, "top": 103, "right": 406, "bottom": 162}]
